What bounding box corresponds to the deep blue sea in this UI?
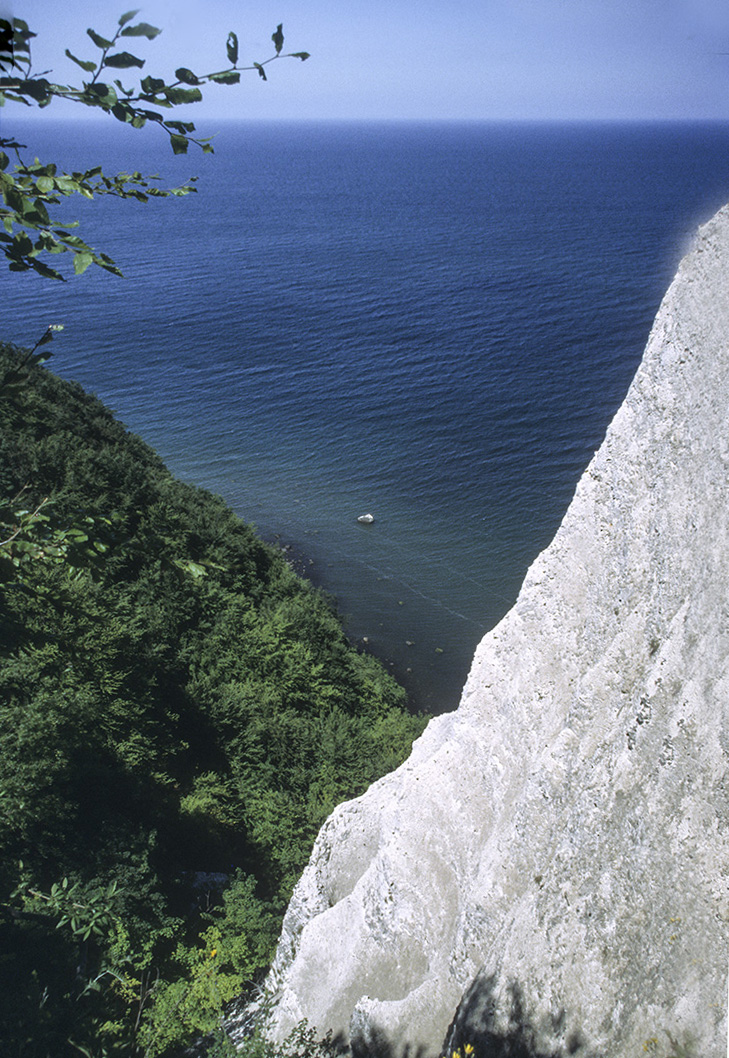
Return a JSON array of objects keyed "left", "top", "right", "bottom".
[{"left": 5, "top": 120, "right": 729, "bottom": 712}]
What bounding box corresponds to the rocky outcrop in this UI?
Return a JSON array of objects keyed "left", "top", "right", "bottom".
[{"left": 235, "top": 205, "right": 729, "bottom": 1056}]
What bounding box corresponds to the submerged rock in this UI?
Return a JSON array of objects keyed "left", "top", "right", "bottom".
[{"left": 231, "top": 205, "right": 729, "bottom": 1056}]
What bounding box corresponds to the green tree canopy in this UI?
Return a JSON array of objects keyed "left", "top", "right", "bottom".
[{"left": 0, "top": 341, "right": 426, "bottom": 1054}]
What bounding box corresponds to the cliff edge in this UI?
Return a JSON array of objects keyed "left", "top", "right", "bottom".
[{"left": 234, "top": 204, "right": 729, "bottom": 1056}]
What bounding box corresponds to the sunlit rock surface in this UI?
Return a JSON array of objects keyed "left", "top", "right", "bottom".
[{"left": 233, "top": 205, "right": 729, "bottom": 1056}]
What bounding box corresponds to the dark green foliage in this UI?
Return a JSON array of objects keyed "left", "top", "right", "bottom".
[{"left": 0, "top": 343, "right": 428, "bottom": 1056}]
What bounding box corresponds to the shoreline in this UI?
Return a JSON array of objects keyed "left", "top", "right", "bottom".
[{"left": 265, "top": 529, "right": 427, "bottom": 715}]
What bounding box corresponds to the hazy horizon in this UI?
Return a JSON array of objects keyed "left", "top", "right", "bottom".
[{"left": 7, "top": 0, "right": 729, "bottom": 123}]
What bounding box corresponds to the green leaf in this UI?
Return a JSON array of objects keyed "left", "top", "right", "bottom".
[
  {"left": 32, "top": 259, "right": 63, "bottom": 279},
  {"left": 54, "top": 175, "right": 81, "bottom": 192},
  {"left": 65, "top": 49, "right": 97, "bottom": 73},
  {"left": 254, "top": 63, "right": 267, "bottom": 81},
  {"left": 12, "top": 232, "right": 33, "bottom": 255},
  {"left": 226, "top": 31, "right": 239, "bottom": 66},
  {"left": 56, "top": 231, "right": 84, "bottom": 244},
  {"left": 141, "top": 74, "right": 165, "bottom": 94},
  {"left": 272, "top": 24, "right": 284, "bottom": 55},
  {"left": 138, "top": 108, "right": 164, "bottom": 123},
  {"left": 84, "top": 82, "right": 118, "bottom": 107},
  {"left": 19, "top": 78, "right": 51, "bottom": 103},
  {"left": 5, "top": 186, "right": 27, "bottom": 213},
  {"left": 173, "top": 558, "right": 207, "bottom": 578},
  {"left": 118, "top": 10, "right": 140, "bottom": 27},
  {"left": 121, "top": 22, "right": 161, "bottom": 39},
  {"left": 37, "top": 232, "right": 61, "bottom": 251},
  {"left": 291, "top": 52, "right": 311, "bottom": 61},
  {"left": 175, "top": 67, "right": 200, "bottom": 85},
  {"left": 87, "top": 28, "right": 113, "bottom": 50},
  {"left": 169, "top": 134, "right": 189, "bottom": 155},
  {"left": 111, "top": 102, "right": 133, "bottom": 123},
  {"left": 73, "top": 251, "right": 94, "bottom": 275},
  {"left": 209, "top": 70, "right": 240, "bottom": 85},
  {"left": 30, "top": 202, "right": 51, "bottom": 226},
  {"left": 140, "top": 95, "right": 172, "bottom": 108},
  {"left": 164, "top": 86, "right": 202, "bottom": 104},
  {"left": 104, "top": 51, "right": 145, "bottom": 69}
]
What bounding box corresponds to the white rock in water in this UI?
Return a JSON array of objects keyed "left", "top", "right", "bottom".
[{"left": 231, "top": 205, "right": 729, "bottom": 1056}]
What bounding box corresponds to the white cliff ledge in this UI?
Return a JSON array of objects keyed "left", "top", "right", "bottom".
[{"left": 234, "top": 204, "right": 729, "bottom": 1056}]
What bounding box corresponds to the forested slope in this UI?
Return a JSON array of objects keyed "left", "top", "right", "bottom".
[{"left": 0, "top": 342, "right": 426, "bottom": 1056}]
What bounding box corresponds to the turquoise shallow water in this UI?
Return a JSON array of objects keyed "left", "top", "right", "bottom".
[{"left": 5, "top": 119, "right": 729, "bottom": 711}]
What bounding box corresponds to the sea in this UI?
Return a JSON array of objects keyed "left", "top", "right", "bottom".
[{"left": 4, "top": 119, "right": 729, "bottom": 713}]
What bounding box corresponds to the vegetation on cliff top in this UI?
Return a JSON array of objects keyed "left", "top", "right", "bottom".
[{"left": 0, "top": 342, "right": 427, "bottom": 1056}]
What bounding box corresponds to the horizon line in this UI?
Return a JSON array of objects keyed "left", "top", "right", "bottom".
[{"left": 9, "top": 113, "right": 729, "bottom": 125}]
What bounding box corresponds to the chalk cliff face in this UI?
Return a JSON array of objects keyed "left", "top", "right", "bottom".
[{"left": 237, "top": 205, "right": 729, "bottom": 1056}]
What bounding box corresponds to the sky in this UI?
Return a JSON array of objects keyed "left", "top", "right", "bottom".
[{"left": 4, "top": 0, "right": 729, "bottom": 122}]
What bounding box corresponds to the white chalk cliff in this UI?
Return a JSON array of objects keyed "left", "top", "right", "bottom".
[{"left": 238, "top": 205, "right": 729, "bottom": 1056}]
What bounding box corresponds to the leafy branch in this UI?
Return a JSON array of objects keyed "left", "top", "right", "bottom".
[
  {"left": 10, "top": 870, "right": 123, "bottom": 943},
  {"left": 0, "top": 321, "right": 63, "bottom": 388},
  {"left": 0, "top": 490, "right": 51, "bottom": 549},
  {"left": 0, "top": 492, "right": 110, "bottom": 577},
  {"left": 0, "top": 12, "right": 309, "bottom": 278}
]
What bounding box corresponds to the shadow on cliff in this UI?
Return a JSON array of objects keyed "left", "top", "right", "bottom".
[
  {"left": 439, "top": 974, "right": 595, "bottom": 1058},
  {"left": 352, "top": 974, "right": 595, "bottom": 1058},
  {"left": 183, "top": 975, "right": 596, "bottom": 1058}
]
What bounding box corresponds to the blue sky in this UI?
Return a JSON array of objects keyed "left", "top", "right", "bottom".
[{"left": 7, "top": 0, "right": 729, "bottom": 121}]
